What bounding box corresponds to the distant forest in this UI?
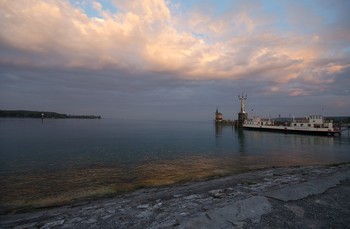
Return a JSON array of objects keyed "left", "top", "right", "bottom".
[
  {"left": 272, "top": 116, "right": 350, "bottom": 124},
  {"left": 0, "top": 110, "right": 101, "bottom": 119},
  {"left": 324, "top": 116, "right": 350, "bottom": 123}
]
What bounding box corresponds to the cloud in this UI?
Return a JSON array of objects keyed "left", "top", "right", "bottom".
[
  {"left": 1, "top": 0, "right": 348, "bottom": 82},
  {"left": 0, "top": 0, "right": 349, "bottom": 107}
]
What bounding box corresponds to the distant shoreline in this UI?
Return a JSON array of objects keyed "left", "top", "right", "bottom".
[{"left": 0, "top": 110, "right": 101, "bottom": 119}]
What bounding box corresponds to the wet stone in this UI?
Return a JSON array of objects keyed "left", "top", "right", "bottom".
[
  {"left": 14, "top": 222, "right": 38, "bottom": 229},
  {"left": 184, "top": 194, "right": 201, "bottom": 200},
  {"left": 41, "top": 219, "right": 65, "bottom": 228},
  {"left": 102, "top": 214, "right": 114, "bottom": 220},
  {"left": 209, "top": 189, "right": 225, "bottom": 198},
  {"left": 1, "top": 164, "right": 349, "bottom": 229},
  {"left": 137, "top": 204, "right": 150, "bottom": 209},
  {"left": 153, "top": 202, "right": 163, "bottom": 208},
  {"left": 84, "top": 218, "right": 97, "bottom": 224},
  {"left": 284, "top": 204, "right": 305, "bottom": 218},
  {"left": 106, "top": 209, "right": 116, "bottom": 214},
  {"left": 93, "top": 208, "right": 105, "bottom": 215},
  {"left": 81, "top": 206, "right": 97, "bottom": 211},
  {"left": 136, "top": 210, "right": 152, "bottom": 219}
]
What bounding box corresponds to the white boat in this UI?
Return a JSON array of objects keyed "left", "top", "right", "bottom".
[{"left": 243, "top": 115, "right": 341, "bottom": 136}]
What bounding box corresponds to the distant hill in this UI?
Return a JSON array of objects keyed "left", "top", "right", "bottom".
[{"left": 0, "top": 110, "right": 101, "bottom": 119}]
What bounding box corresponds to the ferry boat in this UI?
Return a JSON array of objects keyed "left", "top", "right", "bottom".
[{"left": 243, "top": 115, "right": 341, "bottom": 136}]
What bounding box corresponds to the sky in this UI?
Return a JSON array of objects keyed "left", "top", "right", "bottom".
[{"left": 0, "top": 0, "right": 349, "bottom": 121}]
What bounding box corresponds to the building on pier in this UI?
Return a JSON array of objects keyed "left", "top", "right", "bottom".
[{"left": 215, "top": 108, "right": 223, "bottom": 123}]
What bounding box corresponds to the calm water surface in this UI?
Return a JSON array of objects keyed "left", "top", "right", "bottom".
[{"left": 1, "top": 118, "right": 349, "bottom": 212}]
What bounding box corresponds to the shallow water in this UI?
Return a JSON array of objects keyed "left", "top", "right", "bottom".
[{"left": 0, "top": 118, "right": 349, "bottom": 212}]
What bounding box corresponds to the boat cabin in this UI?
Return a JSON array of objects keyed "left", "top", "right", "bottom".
[{"left": 291, "top": 115, "right": 333, "bottom": 129}]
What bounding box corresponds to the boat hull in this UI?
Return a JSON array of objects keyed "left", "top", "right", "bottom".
[{"left": 243, "top": 125, "right": 340, "bottom": 136}]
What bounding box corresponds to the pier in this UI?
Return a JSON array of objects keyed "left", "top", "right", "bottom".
[{"left": 214, "top": 94, "right": 248, "bottom": 127}]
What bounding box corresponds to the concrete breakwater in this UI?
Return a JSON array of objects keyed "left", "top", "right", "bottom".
[{"left": 1, "top": 163, "right": 350, "bottom": 228}]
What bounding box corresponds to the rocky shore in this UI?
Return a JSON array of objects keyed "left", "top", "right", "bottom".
[{"left": 1, "top": 163, "right": 350, "bottom": 228}]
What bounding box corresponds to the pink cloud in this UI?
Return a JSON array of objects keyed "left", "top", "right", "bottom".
[{"left": 0, "top": 0, "right": 349, "bottom": 97}]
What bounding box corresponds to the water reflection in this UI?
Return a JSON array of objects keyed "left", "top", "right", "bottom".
[
  {"left": 1, "top": 119, "right": 349, "bottom": 213},
  {"left": 236, "top": 128, "right": 246, "bottom": 155},
  {"left": 215, "top": 124, "right": 223, "bottom": 137},
  {"left": 0, "top": 156, "right": 247, "bottom": 213},
  {"left": 213, "top": 126, "right": 350, "bottom": 171},
  {"left": 214, "top": 124, "right": 246, "bottom": 155}
]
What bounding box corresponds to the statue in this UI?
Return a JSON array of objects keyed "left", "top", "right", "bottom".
[{"left": 238, "top": 94, "right": 247, "bottom": 113}]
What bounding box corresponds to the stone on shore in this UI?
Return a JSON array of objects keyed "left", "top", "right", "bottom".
[
  {"left": 180, "top": 196, "right": 271, "bottom": 228},
  {"left": 1, "top": 163, "right": 349, "bottom": 229}
]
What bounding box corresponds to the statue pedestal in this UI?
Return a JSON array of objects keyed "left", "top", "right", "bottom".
[{"left": 238, "top": 112, "right": 248, "bottom": 127}]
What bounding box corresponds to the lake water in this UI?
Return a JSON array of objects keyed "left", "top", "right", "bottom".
[{"left": 1, "top": 118, "right": 349, "bottom": 212}]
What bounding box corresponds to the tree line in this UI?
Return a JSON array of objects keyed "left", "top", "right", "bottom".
[{"left": 0, "top": 110, "right": 101, "bottom": 119}]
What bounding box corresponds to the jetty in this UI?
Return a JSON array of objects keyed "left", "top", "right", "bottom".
[
  {"left": 214, "top": 94, "right": 248, "bottom": 127},
  {"left": 215, "top": 95, "right": 347, "bottom": 136}
]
